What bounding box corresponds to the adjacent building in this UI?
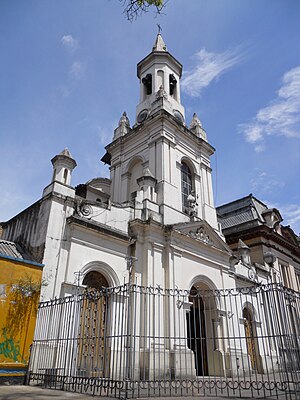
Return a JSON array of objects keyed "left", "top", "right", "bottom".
[
  {"left": 0, "top": 239, "right": 43, "bottom": 383},
  {"left": 217, "top": 194, "right": 300, "bottom": 291}
]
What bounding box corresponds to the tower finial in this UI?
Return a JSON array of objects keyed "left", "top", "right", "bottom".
[
  {"left": 152, "top": 31, "right": 167, "bottom": 52},
  {"left": 157, "top": 24, "right": 162, "bottom": 34}
]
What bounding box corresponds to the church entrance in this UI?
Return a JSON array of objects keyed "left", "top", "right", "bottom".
[
  {"left": 186, "top": 286, "right": 208, "bottom": 376},
  {"left": 77, "top": 271, "right": 110, "bottom": 378},
  {"left": 243, "top": 307, "right": 262, "bottom": 373},
  {"left": 82, "top": 270, "right": 109, "bottom": 289}
]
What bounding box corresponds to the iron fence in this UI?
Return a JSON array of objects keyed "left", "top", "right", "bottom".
[{"left": 28, "top": 283, "right": 300, "bottom": 399}]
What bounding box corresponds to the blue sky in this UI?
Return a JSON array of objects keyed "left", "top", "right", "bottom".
[{"left": 1, "top": 0, "right": 300, "bottom": 234}]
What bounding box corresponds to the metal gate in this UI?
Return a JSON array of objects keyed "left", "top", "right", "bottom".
[{"left": 28, "top": 283, "right": 300, "bottom": 399}]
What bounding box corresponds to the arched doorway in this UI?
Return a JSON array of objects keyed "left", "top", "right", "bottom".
[
  {"left": 78, "top": 271, "right": 110, "bottom": 377},
  {"left": 186, "top": 286, "right": 208, "bottom": 376},
  {"left": 82, "top": 270, "right": 109, "bottom": 289},
  {"left": 243, "top": 307, "right": 262, "bottom": 372}
]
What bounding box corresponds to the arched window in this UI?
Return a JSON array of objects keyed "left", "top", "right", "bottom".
[
  {"left": 128, "top": 159, "right": 143, "bottom": 201},
  {"left": 157, "top": 70, "right": 164, "bottom": 89},
  {"left": 142, "top": 73, "right": 152, "bottom": 98},
  {"left": 63, "top": 168, "right": 68, "bottom": 184},
  {"left": 181, "top": 162, "right": 193, "bottom": 214},
  {"left": 169, "top": 73, "right": 177, "bottom": 97}
]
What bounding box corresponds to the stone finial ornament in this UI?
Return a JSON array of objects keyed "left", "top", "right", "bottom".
[
  {"left": 114, "top": 112, "right": 131, "bottom": 139},
  {"left": 190, "top": 113, "right": 202, "bottom": 129},
  {"left": 142, "top": 168, "right": 155, "bottom": 179},
  {"left": 238, "top": 239, "right": 251, "bottom": 265},
  {"left": 119, "top": 111, "right": 130, "bottom": 128},
  {"left": 189, "top": 113, "right": 207, "bottom": 141},
  {"left": 155, "top": 85, "right": 167, "bottom": 100}
]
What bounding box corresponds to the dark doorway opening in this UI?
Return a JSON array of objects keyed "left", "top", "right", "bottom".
[{"left": 186, "top": 286, "right": 208, "bottom": 376}]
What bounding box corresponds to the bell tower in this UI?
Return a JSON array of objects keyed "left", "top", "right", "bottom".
[
  {"left": 103, "top": 34, "right": 219, "bottom": 231},
  {"left": 136, "top": 34, "right": 185, "bottom": 124}
]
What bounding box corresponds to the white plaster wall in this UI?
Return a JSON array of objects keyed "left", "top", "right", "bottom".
[
  {"left": 41, "top": 195, "right": 75, "bottom": 299},
  {"left": 88, "top": 205, "right": 132, "bottom": 233},
  {"left": 65, "top": 239, "right": 127, "bottom": 288}
]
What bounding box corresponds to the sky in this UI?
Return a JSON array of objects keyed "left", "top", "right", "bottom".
[{"left": 0, "top": 0, "right": 300, "bottom": 234}]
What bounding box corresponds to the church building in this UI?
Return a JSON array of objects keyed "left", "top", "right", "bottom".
[
  {"left": 2, "top": 35, "right": 299, "bottom": 397},
  {"left": 2, "top": 34, "right": 236, "bottom": 300}
]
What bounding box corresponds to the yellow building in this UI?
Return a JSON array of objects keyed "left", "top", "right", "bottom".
[{"left": 0, "top": 239, "right": 43, "bottom": 384}]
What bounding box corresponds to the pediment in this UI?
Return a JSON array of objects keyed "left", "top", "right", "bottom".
[{"left": 172, "top": 220, "right": 231, "bottom": 254}]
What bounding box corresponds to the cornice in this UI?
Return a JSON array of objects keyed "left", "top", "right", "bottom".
[
  {"left": 104, "top": 109, "right": 215, "bottom": 156},
  {"left": 224, "top": 224, "right": 300, "bottom": 258},
  {"left": 67, "top": 215, "right": 130, "bottom": 242}
]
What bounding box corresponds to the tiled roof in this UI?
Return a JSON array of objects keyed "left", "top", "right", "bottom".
[
  {"left": 0, "top": 240, "right": 31, "bottom": 261},
  {"left": 219, "top": 209, "right": 255, "bottom": 229}
]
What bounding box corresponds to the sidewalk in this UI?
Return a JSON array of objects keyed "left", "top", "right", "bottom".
[
  {"left": 0, "top": 386, "right": 242, "bottom": 400},
  {"left": 0, "top": 385, "right": 288, "bottom": 400},
  {"left": 0, "top": 385, "right": 109, "bottom": 400}
]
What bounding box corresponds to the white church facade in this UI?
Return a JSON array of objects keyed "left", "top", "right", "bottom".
[
  {"left": 2, "top": 35, "right": 299, "bottom": 397},
  {"left": 3, "top": 34, "right": 237, "bottom": 299}
]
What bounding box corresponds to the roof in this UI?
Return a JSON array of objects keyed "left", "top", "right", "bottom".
[
  {"left": 0, "top": 239, "right": 43, "bottom": 267},
  {"left": 218, "top": 208, "right": 257, "bottom": 229},
  {"left": 67, "top": 215, "right": 130, "bottom": 242},
  {"left": 217, "top": 194, "right": 267, "bottom": 230},
  {"left": 137, "top": 34, "right": 182, "bottom": 79},
  {"left": 59, "top": 147, "right": 73, "bottom": 158},
  {"left": 51, "top": 147, "right": 77, "bottom": 168},
  {"left": 0, "top": 240, "right": 29, "bottom": 259},
  {"left": 152, "top": 33, "right": 167, "bottom": 52}
]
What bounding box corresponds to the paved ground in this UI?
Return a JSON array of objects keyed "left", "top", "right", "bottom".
[
  {"left": 0, "top": 385, "right": 237, "bottom": 400},
  {"left": 0, "top": 385, "right": 291, "bottom": 400},
  {"left": 0, "top": 385, "right": 105, "bottom": 400}
]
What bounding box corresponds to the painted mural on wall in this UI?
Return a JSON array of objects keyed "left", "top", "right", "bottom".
[{"left": 0, "top": 257, "right": 44, "bottom": 372}]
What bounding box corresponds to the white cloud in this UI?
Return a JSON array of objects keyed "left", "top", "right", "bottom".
[
  {"left": 240, "top": 66, "right": 300, "bottom": 148},
  {"left": 58, "top": 85, "right": 71, "bottom": 98},
  {"left": 250, "top": 170, "right": 284, "bottom": 195},
  {"left": 97, "top": 124, "right": 115, "bottom": 146},
  {"left": 281, "top": 204, "right": 300, "bottom": 233},
  {"left": 70, "top": 61, "right": 85, "bottom": 80},
  {"left": 61, "top": 34, "right": 78, "bottom": 50},
  {"left": 181, "top": 47, "right": 244, "bottom": 97},
  {"left": 254, "top": 144, "right": 265, "bottom": 153}
]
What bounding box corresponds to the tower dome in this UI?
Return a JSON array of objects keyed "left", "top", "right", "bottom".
[{"left": 51, "top": 148, "right": 77, "bottom": 186}]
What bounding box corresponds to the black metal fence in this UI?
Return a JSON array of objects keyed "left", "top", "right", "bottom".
[{"left": 28, "top": 283, "right": 300, "bottom": 399}]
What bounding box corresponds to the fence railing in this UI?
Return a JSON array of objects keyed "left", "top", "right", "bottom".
[{"left": 28, "top": 283, "right": 300, "bottom": 399}]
